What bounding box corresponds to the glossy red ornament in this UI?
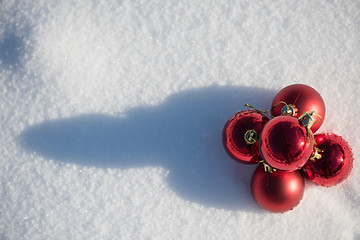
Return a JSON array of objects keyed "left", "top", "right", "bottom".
[
  {"left": 251, "top": 165, "right": 305, "bottom": 213},
  {"left": 260, "top": 116, "right": 314, "bottom": 171},
  {"left": 223, "top": 110, "right": 269, "bottom": 164},
  {"left": 271, "top": 84, "right": 325, "bottom": 133},
  {"left": 301, "top": 133, "right": 353, "bottom": 187}
]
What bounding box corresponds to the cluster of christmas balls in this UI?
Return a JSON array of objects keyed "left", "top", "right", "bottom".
[{"left": 222, "top": 84, "right": 354, "bottom": 213}]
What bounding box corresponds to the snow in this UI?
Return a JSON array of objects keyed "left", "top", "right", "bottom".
[{"left": 1, "top": 0, "right": 359, "bottom": 239}]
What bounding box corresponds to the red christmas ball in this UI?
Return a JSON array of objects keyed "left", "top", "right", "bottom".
[
  {"left": 259, "top": 116, "right": 314, "bottom": 171},
  {"left": 271, "top": 84, "right": 325, "bottom": 133},
  {"left": 223, "top": 110, "right": 269, "bottom": 164},
  {"left": 301, "top": 133, "right": 353, "bottom": 187},
  {"left": 251, "top": 165, "right": 305, "bottom": 213}
]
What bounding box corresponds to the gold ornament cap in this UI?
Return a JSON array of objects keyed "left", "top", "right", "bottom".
[
  {"left": 299, "top": 111, "right": 316, "bottom": 129},
  {"left": 244, "top": 129, "right": 258, "bottom": 144},
  {"left": 281, "top": 104, "right": 298, "bottom": 116}
]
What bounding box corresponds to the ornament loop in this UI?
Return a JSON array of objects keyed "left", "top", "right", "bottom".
[
  {"left": 244, "top": 129, "right": 258, "bottom": 144},
  {"left": 259, "top": 160, "right": 277, "bottom": 173},
  {"left": 271, "top": 101, "right": 288, "bottom": 109},
  {"left": 313, "top": 114, "right": 323, "bottom": 125},
  {"left": 244, "top": 104, "right": 273, "bottom": 118},
  {"left": 310, "top": 147, "right": 324, "bottom": 162}
]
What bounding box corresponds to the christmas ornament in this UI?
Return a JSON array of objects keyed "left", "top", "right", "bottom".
[
  {"left": 271, "top": 84, "right": 325, "bottom": 133},
  {"left": 251, "top": 165, "right": 305, "bottom": 213},
  {"left": 301, "top": 133, "right": 353, "bottom": 187},
  {"left": 259, "top": 115, "right": 314, "bottom": 171},
  {"left": 221, "top": 83, "right": 354, "bottom": 213},
  {"left": 223, "top": 110, "right": 269, "bottom": 164}
]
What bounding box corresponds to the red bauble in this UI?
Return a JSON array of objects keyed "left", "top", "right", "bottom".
[
  {"left": 260, "top": 116, "right": 314, "bottom": 171},
  {"left": 271, "top": 84, "right": 325, "bottom": 133},
  {"left": 251, "top": 165, "right": 305, "bottom": 213},
  {"left": 223, "top": 110, "right": 269, "bottom": 164},
  {"left": 301, "top": 133, "right": 353, "bottom": 187}
]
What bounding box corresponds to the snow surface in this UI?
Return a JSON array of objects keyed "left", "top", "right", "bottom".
[{"left": 1, "top": 0, "right": 359, "bottom": 239}]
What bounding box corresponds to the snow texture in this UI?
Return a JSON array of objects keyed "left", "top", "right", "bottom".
[{"left": 1, "top": 0, "right": 359, "bottom": 239}]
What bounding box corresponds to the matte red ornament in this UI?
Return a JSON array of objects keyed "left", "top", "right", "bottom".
[
  {"left": 301, "top": 133, "right": 353, "bottom": 187},
  {"left": 223, "top": 110, "right": 269, "bottom": 164},
  {"left": 260, "top": 116, "right": 314, "bottom": 171},
  {"left": 271, "top": 84, "right": 325, "bottom": 133},
  {"left": 251, "top": 165, "right": 305, "bottom": 213}
]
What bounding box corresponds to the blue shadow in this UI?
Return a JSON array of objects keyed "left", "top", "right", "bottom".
[
  {"left": 20, "top": 85, "right": 276, "bottom": 210},
  {"left": 0, "top": 31, "right": 25, "bottom": 70}
]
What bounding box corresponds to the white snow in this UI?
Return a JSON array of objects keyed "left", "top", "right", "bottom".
[{"left": 1, "top": 0, "right": 359, "bottom": 239}]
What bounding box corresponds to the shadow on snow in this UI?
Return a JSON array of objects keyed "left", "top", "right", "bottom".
[{"left": 20, "top": 85, "right": 276, "bottom": 211}]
